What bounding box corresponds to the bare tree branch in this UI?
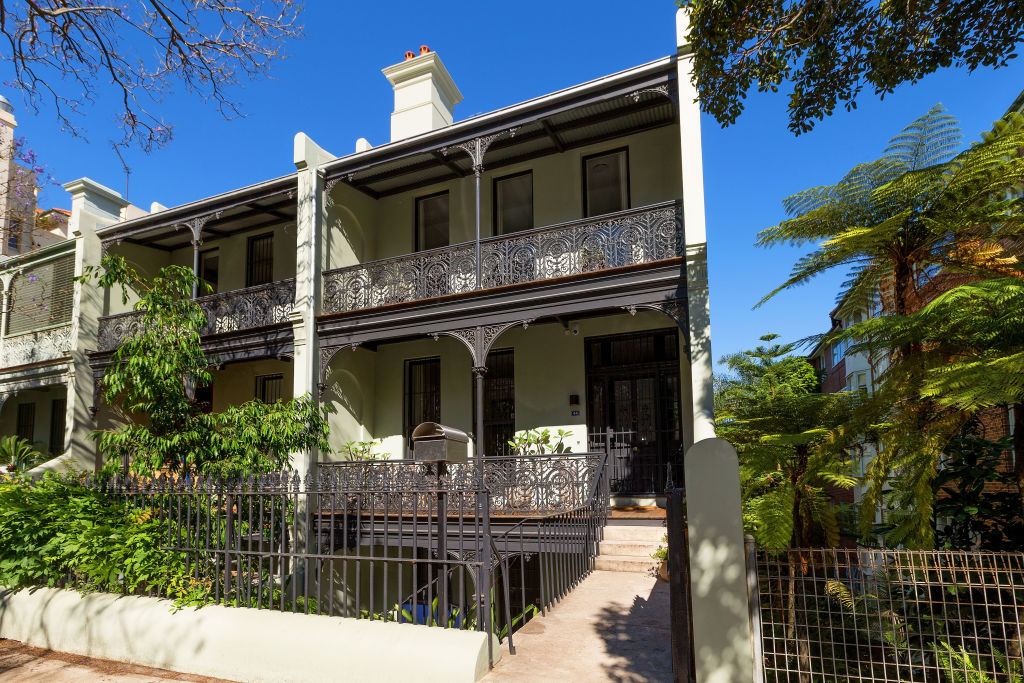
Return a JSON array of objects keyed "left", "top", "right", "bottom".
[{"left": 0, "top": 1, "right": 303, "bottom": 150}]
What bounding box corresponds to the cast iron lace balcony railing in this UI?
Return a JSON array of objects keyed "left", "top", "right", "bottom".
[
  {"left": 97, "top": 278, "right": 296, "bottom": 352},
  {"left": 0, "top": 323, "right": 73, "bottom": 368},
  {"left": 322, "top": 200, "right": 683, "bottom": 314}
]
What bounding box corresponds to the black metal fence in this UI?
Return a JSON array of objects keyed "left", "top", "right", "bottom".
[
  {"left": 85, "top": 452, "right": 609, "bottom": 668},
  {"left": 749, "top": 546, "right": 1024, "bottom": 682},
  {"left": 587, "top": 429, "right": 682, "bottom": 495},
  {"left": 666, "top": 488, "right": 696, "bottom": 683}
]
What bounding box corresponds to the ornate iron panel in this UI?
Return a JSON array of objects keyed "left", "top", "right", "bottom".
[
  {"left": 318, "top": 453, "right": 600, "bottom": 515},
  {"left": 322, "top": 201, "right": 683, "bottom": 314},
  {"left": 96, "top": 278, "right": 296, "bottom": 351},
  {"left": 323, "top": 243, "right": 475, "bottom": 313},
  {"left": 0, "top": 323, "right": 73, "bottom": 368}
]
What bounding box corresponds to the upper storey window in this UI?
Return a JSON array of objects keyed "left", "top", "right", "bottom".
[
  {"left": 494, "top": 171, "right": 533, "bottom": 235},
  {"left": 583, "top": 148, "right": 629, "bottom": 217},
  {"left": 246, "top": 233, "right": 274, "bottom": 287},
  {"left": 416, "top": 191, "right": 450, "bottom": 251},
  {"left": 200, "top": 249, "right": 219, "bottom": 294}
]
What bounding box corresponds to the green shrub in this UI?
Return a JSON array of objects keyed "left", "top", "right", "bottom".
[{"left": 0, "top": 475, "right": 209, "bottom": 606}]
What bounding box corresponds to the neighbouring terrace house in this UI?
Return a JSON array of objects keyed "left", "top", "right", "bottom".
[{"left": 0, "top": 13, "right": 754, "bottom": 680}]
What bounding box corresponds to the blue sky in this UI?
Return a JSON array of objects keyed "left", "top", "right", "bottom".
[{"left": 7, "top": 1, "right": 1024, "bottom": 367}]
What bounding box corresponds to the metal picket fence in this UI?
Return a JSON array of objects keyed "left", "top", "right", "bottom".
[
  {"left": 83, "top": 451, "right": 610, "bottom": 668},
  {"left": 748, "top": 546, "right": 1024, "bottom": 682}
]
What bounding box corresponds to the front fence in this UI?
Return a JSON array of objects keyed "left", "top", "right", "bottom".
[
  {"left": 83, "top": 452, "right": 609, "bottom": 668},
  {"left": 750, "top": 546, "right": 1024, "bottom": 682}
]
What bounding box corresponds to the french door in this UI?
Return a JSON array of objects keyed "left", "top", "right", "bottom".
[{"left": 586, "top": 329, "right": 682, "bottom": 494}]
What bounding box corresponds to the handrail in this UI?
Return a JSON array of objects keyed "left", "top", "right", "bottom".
[
  {"left": 322, "top": 200, "right": 682, "bottom": 277},
  {"left": 99, "top": 277, "right": 297, "bottom": 322}
]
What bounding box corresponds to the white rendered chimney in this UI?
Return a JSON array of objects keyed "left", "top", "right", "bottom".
[{"left": 382, "top": 46, "right": 463, "bottom": 142}]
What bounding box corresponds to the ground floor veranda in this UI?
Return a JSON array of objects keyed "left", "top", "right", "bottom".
[{"left": 72, "top": 310, "right": 690, "bottom": 495}]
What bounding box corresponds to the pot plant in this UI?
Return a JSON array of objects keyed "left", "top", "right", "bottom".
[{"left": 652, "top": 537, "right": 668, "bottom": 581}]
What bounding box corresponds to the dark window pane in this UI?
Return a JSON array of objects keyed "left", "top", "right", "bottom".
[
  {"left": 16, "top": 403, "right": 35, "bottom": 442},
  {"left": 416, "top": 193, "right": 449, "bottom": 251},
  {"left": 49, "top": 398, "right": 66, "bottom": 453},
  {"left": 472, "top": 349, "right": 515, "bottom": 456},
  {"left": 195, "top": 384, "right": 214, "bottom": 414},
  {"left": 405, "top": 358, "right": 441, "bottom": 442},
  {"left": 584, "top": 150, "right": 628, "bottom": 217},
  {"left": 246, "top": 234, "right": 274, "bottom": 287},
  {"left": 495, "top": 173, "right": 533, "bottom": 234},
  {"left": 200, "top": 250, "right": 219, "bottom": 294},
  {"left": 7, "top": 220, "right": 20, "bottom": 251},
  {"left": 255, "top": 374, "right": 283, "bottom": 404}
]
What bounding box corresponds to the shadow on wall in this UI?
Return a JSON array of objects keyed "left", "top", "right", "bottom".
[{"left": 593, "top": 579, "right": 673, "bottom": 681}]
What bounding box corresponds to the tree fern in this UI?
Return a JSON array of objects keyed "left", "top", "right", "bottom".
[{"left": 757, "top": 106, "right": 1024, "bottom": 548}]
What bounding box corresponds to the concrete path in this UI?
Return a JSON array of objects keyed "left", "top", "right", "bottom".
[
  {"left": 484, "top": 570, "right": 672, "bottom": 683},
  {"left": 0, "top": 640, "right": 232, "bottom": 683}
]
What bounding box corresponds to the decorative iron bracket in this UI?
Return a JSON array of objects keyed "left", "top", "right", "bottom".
[
  {"left": 441, "top": 127, "right": 519, "bottom": 176},
  {"left": 430, "top": 319, "right": 533, "bottom": 366},
  {"left": 318, "top": 342, "right": 361, "bottom": 391},
  {"left": 626, "top": 83, "right": 678, "bottom": 109},
  {"left": 180, "top": 211, "right": 222, "bottom": 247},
  {"left": 623, "top": 299, "right": 687, "bottom": 329}
]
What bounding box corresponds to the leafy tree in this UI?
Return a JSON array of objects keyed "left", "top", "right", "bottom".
[
  {"left": 929, "top": 422, "right": 1023, "bottom": 551},
  {"left": 83, "top": 255, "right": 329, "bottom": 477},
  {"left": 0, "top": 1, "right": 302, "bottom": 150},
  {"left": 677, "top": 0, "right": 1024, "bottom": 134},
  {"left": 717, "top": 334, "right": 860, "bottom": 547},
  {"left": 757, "top": 106, "right": 1024, "bottom": 547}
]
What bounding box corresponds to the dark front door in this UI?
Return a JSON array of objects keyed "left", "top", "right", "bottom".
[{"left": 586, "top": 329, "right": 683, "bottom": 494}]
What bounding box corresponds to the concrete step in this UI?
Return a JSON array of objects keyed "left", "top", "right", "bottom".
[
  {"left": 594, "top": 554, "right": 660, "bottom": 573},
  {"left": 602, "top": 524, "right": 665, "bottom": 543},
  {"left": 599, "top": 540, "right": 661, "bottom": 557}
]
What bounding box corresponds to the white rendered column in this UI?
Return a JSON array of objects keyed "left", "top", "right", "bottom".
[
  {"left": 676, "top": 9, "right": 756, "bottom": 682},
  {"left": 292, "top": 133, "right": 335, "bottom": 477}
]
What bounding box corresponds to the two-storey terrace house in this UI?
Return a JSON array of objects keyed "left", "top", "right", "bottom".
[{"left": 59, "top": 43, "right": 714, "bottom": 507}]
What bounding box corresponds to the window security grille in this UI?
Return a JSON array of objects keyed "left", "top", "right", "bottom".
[
  {"left": 494, "top": 172, "right": 533, "bottom": 235},
  {"left": 415, "top": 192, "right": 449, "bottom": 251},
  {"left": 405, "top": 357, "right": 441, "bottom": 442},
  {"left": 49, "top": 398, "right": 66, "bottom": 453},
  {"left": 246, "top": 234, "right": 274, "bottom": 287},
  {"left": 255, "top": 374, "right": 284, "bottom": 404},
  {"left": 6, "top": 254, "right": 75, "bottom": 336},
  {"left": 16, "top": 402, "right": 35, "bottom": 442}
]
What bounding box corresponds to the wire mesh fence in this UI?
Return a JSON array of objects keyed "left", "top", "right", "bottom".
[{"left": 751, "top": 547, "right": 1024, "bottom": 682}]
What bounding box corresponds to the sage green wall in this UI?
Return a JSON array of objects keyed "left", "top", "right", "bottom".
[
  {"left": 323, "top": 346, "right": 377, "bottom": 456},
  {"left": 324, "top": 183, "right": 377, "bottom": 271},
  {"left": 208, "top": 359, "right": 293, "bottom": 412},
  {"left": 325, "top": 124, "right": 682, "bottom": 267},
  {"left": 104, "top": 243, "right": 170, "bottom": 316},
  {"left": 0, "top": 385, "right": 66, "bottom": 454},
  {"left": 321, "top": 311, "right": 679, "bottom": 458},
  {"left": 169, "top": 222, "right": 298, "bottom": 293}
]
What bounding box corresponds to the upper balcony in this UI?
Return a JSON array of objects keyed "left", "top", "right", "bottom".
[
  {"left": 97, "top": 277, "right": 296, "bottom": 352},
  {"left": 317, "top": 57, "right": 683, "bottom": 318},
  {"left": 323, "top": 200, "right": 682, "bottom": 314},
  {"left": 93, "top": 176, "right": 298, "bottom": 355}
]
